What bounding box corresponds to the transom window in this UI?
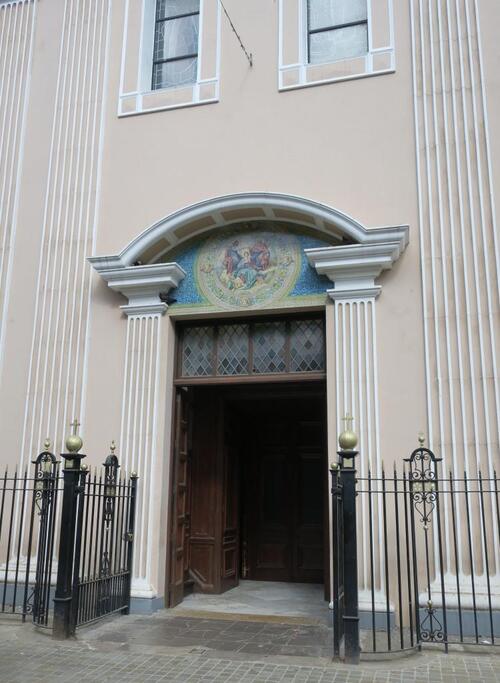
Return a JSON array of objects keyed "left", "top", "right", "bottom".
[
  {"left": 307, "top": 0, "right": 368, "bottom": 64},
  {"left": 177, "top": 317, "right": 326, "bottom": 382},
  {"left": 152, "top": 0, "right": 200, "bottom": 90}
]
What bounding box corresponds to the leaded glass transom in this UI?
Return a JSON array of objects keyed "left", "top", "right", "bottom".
[
  {"left": 217, "top": 325, "right": 249, "bottom": 375},
  {"left": 178, "top": 318, "right": 325, "bottom": 380},
  {"left": 252, "top": 322, "right": 287, "bottom": 374},
  {"left": 181, "top": 326, "right": 214, "bottom": 376},
  {"left": 290, "top": 320, "right": 325, "bottom": 372}
]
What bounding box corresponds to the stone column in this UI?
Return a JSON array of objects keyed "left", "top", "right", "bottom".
[
  {"left": 306, "top": 241, "right": 405, "bottom": 608},
  {"left": 90, "top": 262, "right": 184, "bottom": 605}
]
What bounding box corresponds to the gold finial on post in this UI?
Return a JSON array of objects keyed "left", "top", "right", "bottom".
[
  {"left": 110, "top": 440, "right": 116, "bottom": 454},
  {"left": 66, "top": 418, "right": 83, "bottom": 453},
  {"left": 418, "top": 432, "right": 425, "bottom": 446},
  {"left": 44, "top": 438, "right": 51, "bottom": 451},
  {"left": 339, "top": 413, "right": 358, "bottom": 451}
]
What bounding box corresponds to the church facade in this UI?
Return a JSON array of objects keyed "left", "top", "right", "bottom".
[{"left": 0, "top": 0, "right": 498, "bottom": 612}]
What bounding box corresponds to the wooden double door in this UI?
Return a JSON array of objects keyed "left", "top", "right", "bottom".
[{"left": 168, "top": 385, "right": 326, "bottom": 606}]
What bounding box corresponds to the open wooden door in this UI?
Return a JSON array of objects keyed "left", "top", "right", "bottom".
[
  {"left": 168, "top": 387, "right": 192, "bottom": 607},
  {"left": 220, "top": 403, "right": 240, "bottom": 592}
]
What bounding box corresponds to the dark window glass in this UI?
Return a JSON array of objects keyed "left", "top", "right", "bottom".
[{"left": 152, "top": 0, "right": 200, "bottom": 90}]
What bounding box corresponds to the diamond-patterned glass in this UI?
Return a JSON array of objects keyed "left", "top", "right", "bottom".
[
  {"left": 181, "top": 326, "right": 214, "bottom": 377},
  {"left": 217, "top": 325, "right": 249, "bottom": 375},
  {"left": 252, "top": 322, "right": 287, "bottom": 374},
  {"left": 290, "top": 320, "right": 325, "bottom": 372}
]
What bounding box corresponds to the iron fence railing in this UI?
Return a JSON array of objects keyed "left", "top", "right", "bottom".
[
  {"left": 0, "top": 438, "right": 137, "bottom": 638},
  {"left": 0, "top": 449, "right": 61, "bottom": 627},
  {"left": 73, "top": 461, "right": 137, "bottom": 628},
  {"left": 349, "top": 445, "right": 500, "bottom": 656}
]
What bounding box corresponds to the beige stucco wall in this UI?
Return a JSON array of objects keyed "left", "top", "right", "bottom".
[{"left": 0, "top": 0, "right": 498, "bottom": 601}]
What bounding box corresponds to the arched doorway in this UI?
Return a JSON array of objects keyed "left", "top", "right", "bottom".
[{"left": 88, "top": 192, "right": 408, "bottom": 613}]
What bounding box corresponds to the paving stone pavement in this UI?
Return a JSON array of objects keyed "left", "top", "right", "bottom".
[{"left": 1, "top": 612, "right": 499, "bottom": 682}]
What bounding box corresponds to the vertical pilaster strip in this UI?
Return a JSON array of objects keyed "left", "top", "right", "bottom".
[
  {"left": 329, "top": 295, "right": 383, "bottom": 596},
  {"left": 0, "top": 0, "right": 37, "bottom": 368},
  {"left": 411, "top": 0, "right": 499, "bottom": 576},
  {"left": 20, "top": 0, "right": 113, "bottom": 466},
  {"left": 120, "top": 313, "right": 163, "bottom": 595}
]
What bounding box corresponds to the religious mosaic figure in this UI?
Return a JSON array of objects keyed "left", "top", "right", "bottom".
[{"left": 196, "top": 228, "right": 301, "bottom": 310}]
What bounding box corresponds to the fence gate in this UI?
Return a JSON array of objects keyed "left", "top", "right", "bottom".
[
  {"left": 0, "top": 446, "right": 61, "bottom": 627},
  {"left": 332, "top": 438, "right": 500, "bottom": 662},
  {"left": 0, "top": 438, "right": 138, "bottom": 637},
  {"left": 71, "top": 453, "right": 138, "bottom": 630}
]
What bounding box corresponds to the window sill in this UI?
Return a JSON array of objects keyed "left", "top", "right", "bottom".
[
  {"left": 278, "top": 49, "right": 394, "bottom": 92},
  {"left": 118, "top": 79, "right": 219, "bottom": 117}
]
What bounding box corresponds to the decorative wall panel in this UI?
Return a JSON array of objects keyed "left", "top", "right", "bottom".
[
  {"left": 0, "top": 0, "right": 36, "bottom": 366},
  {"left": 328, "top": 296, "right": 384, "bottom": 603},
  {"left": 120, "top": 314, "right": 162, "bottom": 592},
  {"left": 162, "top": 223, "right": 332, "bottom": 314},
  {"left": 20, "top": 0, "right": 112, "bottom": 464},
  {"left": 411, "top": 0, "right": 499, "bottom": 579}
]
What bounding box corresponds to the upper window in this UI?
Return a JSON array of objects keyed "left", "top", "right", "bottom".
[
  {"left": 152, "top": 0, "right": 200, "bottom": 90},
  {"left": 307, "top": 0, "right": 368, "bottom": 64}
]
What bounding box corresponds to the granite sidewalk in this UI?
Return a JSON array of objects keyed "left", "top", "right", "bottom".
[{"left": 1, "top": 610, "right": 499, "bottom": 682}]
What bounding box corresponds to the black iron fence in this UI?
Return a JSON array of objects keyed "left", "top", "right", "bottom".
[
  {"left": 0, "top": 447, "right": 61, "bottom": 626},
  {"left": 332, "top": 440, "right": 500, "bottom": 662},
  {"left": 0, "top": 436, "right": 138, "bottom": 638},
  {"left": 73, "top": 455, "right": 137, "bottom": 628}
]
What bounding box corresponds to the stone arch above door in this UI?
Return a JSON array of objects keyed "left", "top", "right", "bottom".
[{"left": 88, "top": 192, "right": 409, "bottom": 315}]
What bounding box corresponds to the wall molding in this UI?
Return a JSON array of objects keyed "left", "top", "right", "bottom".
[
  {"left": 306, "top": 241, "right": 404, "bottom": 298},
  {"left": 89, "top": 192, "right": 409, "bottom": 270},
  {"left": 93, "top": 262, "right": 186, "bottom": 316}
]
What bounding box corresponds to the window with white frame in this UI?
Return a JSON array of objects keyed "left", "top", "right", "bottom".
[
  {"left": 278, "top": 0, "right": 393, "bottom": 91},
  {"left": 152, "top": 0, "right": 200, "bottom": 90},
  {"left": 307, "top": 0, "right": 368, "bottom": 64}
]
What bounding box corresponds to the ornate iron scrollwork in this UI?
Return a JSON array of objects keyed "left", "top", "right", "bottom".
[
  {"left": 33, "top": 449, "right": 58, "bottom": 516},
  {"left": 103, "top": 451, "right": 119, "bottom": 528},
  {"left": 405, "top": 445, "right": 441, "bottom": 529},
  {"left": 420, "top": 600, "right": 445, "bottom": 642},
  {"left": 405, "top": 440, "right": 447, "bottom": 646}
]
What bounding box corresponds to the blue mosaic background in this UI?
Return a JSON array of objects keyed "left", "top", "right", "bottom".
[{"left": 167, "top": 229, "right": 331, "bottom": 308}]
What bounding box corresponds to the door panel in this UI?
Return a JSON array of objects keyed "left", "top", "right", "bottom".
[
  {"left": 168, "top": 388, "right": 192, "bottom": 607},
  {"left": 189, "top": 390, "right": 220, "bottom": 592},
  {"left": 221, "top": 410, "right": 240, "bottom": 592},
  {"left": 244, "top": 402, "right": 325, "bottom": 583}
]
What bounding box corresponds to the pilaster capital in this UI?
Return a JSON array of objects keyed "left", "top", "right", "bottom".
[
  {"left": 327, "top": 286, "right": 381, "bottom": 302},
  {"left": 89, "top": 262, "right": 186, "bottom": 317},
  {"left": 305, "top": 239, "right": 406, "bottom": 301}
]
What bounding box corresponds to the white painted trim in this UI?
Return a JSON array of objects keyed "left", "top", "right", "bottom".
[
  {"left": 88, "top": 192, "right": 409, "bottom": 271},
  {"left": 306, "top": 241, "right": 404, "bottom": 297},
  {"left": 96, "top": 263, "right": 186, "bottom": 316},
  {"left": 327, "top": 287, "right": 381, "bottom": 302},
  {"left": 278, "top": 0, "right": 395, "bottom": 92},
  {"left": 119, "top": 0, "right": 220, "bottom": 117}
]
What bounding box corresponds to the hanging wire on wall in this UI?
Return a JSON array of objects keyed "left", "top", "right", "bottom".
[{"left": 218, "top": 0, "right": 253, "bottom": 67}]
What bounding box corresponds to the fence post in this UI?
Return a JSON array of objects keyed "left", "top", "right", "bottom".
[
  {"left": 338, "top": 416, "right": 360, "bottom": 665},
  {"left": 123, "top": 471, "right": 138, "bottom": 615},
  {"left": 53, "top": 421, "right": 86, "bottom": 639},
  {"left": 330, "top": 462, "right": 342, "bottom": 659}
]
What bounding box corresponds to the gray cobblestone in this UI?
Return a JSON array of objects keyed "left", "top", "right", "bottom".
[{"left": 1, "top": 615, "right": 499, "bottom": 682}]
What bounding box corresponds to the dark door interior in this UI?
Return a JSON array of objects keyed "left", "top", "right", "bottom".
[
  {"left": 169, "top": 385, "right": 326, "bottom": 602},
  {"left": 239, "top": 396, "right": 325, "bottom": 584}
]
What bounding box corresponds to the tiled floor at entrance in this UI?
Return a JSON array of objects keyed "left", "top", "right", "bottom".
[{"left": 175, "top": 581, "right": 329, "bottom": 624}]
